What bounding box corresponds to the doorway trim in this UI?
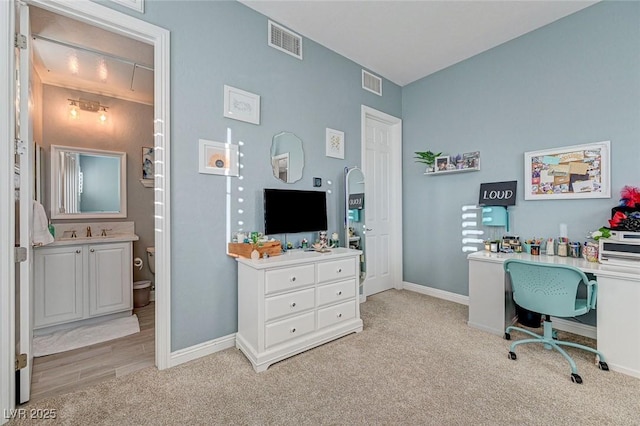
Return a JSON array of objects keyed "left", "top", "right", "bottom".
[
  {"left": 1, "top": 0, "right": 16, "bottom": 418},
  {"left": 28, "top": 0, "right": 172, "bottom": 370},
  {"left": 360, "top": 105, "right": 404, "bottom": 292}
]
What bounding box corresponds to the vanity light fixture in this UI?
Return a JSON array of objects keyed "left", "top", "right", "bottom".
[{"left": 67, "top": 98, "right": 109, "bottom": 123}]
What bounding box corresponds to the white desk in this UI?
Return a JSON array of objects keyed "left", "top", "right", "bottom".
[{"left": 467, "top": 251, "right": 640, "bottom": 378}]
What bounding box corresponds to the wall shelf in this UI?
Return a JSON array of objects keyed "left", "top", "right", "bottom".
[{"left": 424, "top": 167, "right": 480, "bottom": 176}]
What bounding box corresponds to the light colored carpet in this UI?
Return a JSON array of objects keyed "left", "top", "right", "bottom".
[
  {"left": 33, "top": 315, "right": 140, "bottom": 357},
  {"left": 15, "top": 290, "right": 640, "bottom": 425}
]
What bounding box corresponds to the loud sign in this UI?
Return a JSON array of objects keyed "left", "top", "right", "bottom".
[{"left": 478, "top": 181, "right": 517, "bottom": 206}]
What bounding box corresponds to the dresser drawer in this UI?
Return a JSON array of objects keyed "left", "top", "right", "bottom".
[
  {"left": 317, "top": 259, "right": 355, "bottom": 283},
  {"left": 265, "top": 288, "right": 315, "bottom": 322},
  {"left": 265, "top": 311, "right": 315, "bottom": 348},
  {"left": 265, "top": 264, "right": 315, "bottom": 294},
  {"left": 317, "top": 300, "right": 356, "bottom": 330},
  {"left": 317, "top": 279, "right": 356, "bottom": 307}
]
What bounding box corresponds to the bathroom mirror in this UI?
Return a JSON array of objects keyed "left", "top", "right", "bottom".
[
  {"left": 50, "top": 145, "right": 127, "bottom": 219},
  {"left": 270, "top": 132, "right": 304, "bottom": 183},
  {"left": 345, "top": 167, "right": 366, "bottom": 285}
]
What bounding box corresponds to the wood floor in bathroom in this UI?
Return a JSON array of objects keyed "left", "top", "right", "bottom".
[{"left": 29, "top": 302, "right": 155, "bottom": 404}]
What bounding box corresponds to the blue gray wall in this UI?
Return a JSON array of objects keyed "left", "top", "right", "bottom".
[
  {"left": 402, "top": 1, "right": 640, "bottom": 296},
  {"left": 104, "top": 0, "right": 402, "bottom": 350}
]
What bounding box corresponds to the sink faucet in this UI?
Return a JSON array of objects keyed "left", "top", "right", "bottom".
[
  {"left": 101, "top": 228, "right": 111, "bottom": 237},
  {"left": 86, "top": 226, "right": 92, "bottom": 237},
  {"left": 71, "top": 230, "right": 77, "bottom": 238}
]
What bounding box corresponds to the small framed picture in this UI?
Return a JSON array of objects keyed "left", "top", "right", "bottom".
[
  {"left": 223, "top": 85, "right": 260, "bottom": 125},
  {"left": 198, "top": 139, "right": 239, "bottom": 176},
  {"left": 142, "top": 147, "right": 154, "bottom": 180},
  {"left": 326, "top": 128, "right": 345, "bottom": 159},
  {"left": 435, "top": 156, "right": 450, "bottom": 172}
]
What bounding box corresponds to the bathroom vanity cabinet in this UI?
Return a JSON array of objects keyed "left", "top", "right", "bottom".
[
  {"left": 34, "top": 241, "right": 133, "bottom": 330},
  {"left": 236, "top": 248, "right": 363, "bottom": 372}
]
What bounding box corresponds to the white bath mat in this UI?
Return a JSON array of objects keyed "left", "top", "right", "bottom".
[{"left": 33, "top": 315, "right": 140, "bottom": 357}]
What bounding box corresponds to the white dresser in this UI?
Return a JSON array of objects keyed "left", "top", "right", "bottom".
[{"left": 236, "top": 248, "right": 363, "bottom": 372}]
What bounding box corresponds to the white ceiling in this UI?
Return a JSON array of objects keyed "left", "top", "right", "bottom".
[
  {"left": 241, "top": 0, "right": 598, "bottom": 86},
  {"left": 29, "top": 1, "right": 598, "bottom": 104}
]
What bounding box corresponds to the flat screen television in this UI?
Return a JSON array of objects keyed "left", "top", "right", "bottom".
[{"left": 264, "top": 188, "right": 328, "bottom": 235}]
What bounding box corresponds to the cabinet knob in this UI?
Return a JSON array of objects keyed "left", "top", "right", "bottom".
[
  {"left": 75, "top": 249, "right": 81, "bottom": 254},
  {"left": 290, "top": 328, "right": 296, "bottom": 333},
  {"left": 337, "top": 313, "right": 342, "bottom": 318},
  {"left": 337, "top": 291, "right": 342, "bottom": 296},
  {"left": 290, "top": 276, "right": 296, "bottom": 282},
  {"left": 290, "top": 302, "right": 296, "bottom": 308},
  {"left": 90, "top": 248, "right": 95, "bottom": 253},
  {"left": 337, "top": 268, "right": 342, "bottom": 273}
]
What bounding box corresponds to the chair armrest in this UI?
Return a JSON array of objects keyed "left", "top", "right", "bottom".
[{"left": 586, "top": 280, "right": 598, "bottom": 309}]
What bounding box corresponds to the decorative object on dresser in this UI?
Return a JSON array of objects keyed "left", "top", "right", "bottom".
[
  {"left": 236, "top": 248, "right": 363, "bottom": 372},
  {"left": 228, "top": 241, "right": 281, "bottom": 259}
]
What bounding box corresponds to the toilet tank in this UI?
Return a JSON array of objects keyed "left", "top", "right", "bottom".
[{"left": 146, "top": 247, "right": 155, "bottom": 274}]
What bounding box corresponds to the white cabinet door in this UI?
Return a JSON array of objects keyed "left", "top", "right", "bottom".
[
  {"left": 89, "top": 242, "right": 132, "bottom": 316},
  {"left": 34, "top": 246, "right": 84, "bottom": 328}
]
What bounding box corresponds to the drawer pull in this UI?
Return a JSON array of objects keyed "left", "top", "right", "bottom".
[
  {"left": 290, "top": 276, "right": 297, "bottom": 282},
  {"left": 290, "top": 328, "right": 296, "bottom": 333},
  {"left": 337, "top": 268, "right": 342, "bottom": 273},
  {"left": 337, "top": 313, "right": 342, "bottom": 318},
  {"left": 75, "top": 249, "right": 81, "bottom": 254},
  {"left": 290, "top": 302, "right": 296, "bottom": 308},
  {"left": 337, "top": 291, "right": 342, "bottom": 296},
  {"left": 90, "top": 248, "right": 95, "bottom": 253}
]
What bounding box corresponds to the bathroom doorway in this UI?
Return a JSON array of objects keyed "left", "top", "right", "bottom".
[{"left": 12, "top": 0, "right": 171, "bottom": 404}]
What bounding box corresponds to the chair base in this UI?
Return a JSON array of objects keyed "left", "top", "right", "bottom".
[{"left": 505, "top": 319, "right": 608, "bottom": 384}]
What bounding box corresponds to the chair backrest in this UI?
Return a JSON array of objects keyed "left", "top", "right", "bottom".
[{"left": 503, "top": 259, "right": 596, "bottom": 318}]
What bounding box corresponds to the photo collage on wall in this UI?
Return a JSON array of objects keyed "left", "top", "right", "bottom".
[{"left": 529, "top": 147, "right": 603, "bottom": 196}]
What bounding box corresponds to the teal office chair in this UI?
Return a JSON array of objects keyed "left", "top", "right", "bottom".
[{"left": 503, "top": 259, "right": 609, "bottom": 384}]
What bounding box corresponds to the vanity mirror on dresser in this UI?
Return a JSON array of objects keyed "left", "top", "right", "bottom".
[{"left": 235, "top": 248, "right": 363, "bottom": 372}]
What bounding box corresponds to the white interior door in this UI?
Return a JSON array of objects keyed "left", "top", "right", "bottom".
[
  {"left": 361, "top": 106, "right": 402, "bottom": 296},
  {"left": 15, "top": 1, "right": 33, "bottom": 404}
]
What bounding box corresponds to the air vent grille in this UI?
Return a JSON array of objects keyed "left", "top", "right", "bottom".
[
  {"left": 362, "top": 70, "right": 382, "bottom": 96},
  {"left": 268, "top": 21, "right": 302, "bottom": 60}
]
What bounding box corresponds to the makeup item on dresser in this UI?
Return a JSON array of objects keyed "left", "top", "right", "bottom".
[
  {"left": 530, "top": 244, "right": 541, "bottom": 256},
  {"left": 546, "top": 238, "right": 555, "bottom": 256},
  {"left": 569, "top": 242, "right": 581, "bottom": 258}
]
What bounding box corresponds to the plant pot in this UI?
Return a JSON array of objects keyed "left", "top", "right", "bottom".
[{"left": 425, "top": 166, "right": 435, "bottom": 174}]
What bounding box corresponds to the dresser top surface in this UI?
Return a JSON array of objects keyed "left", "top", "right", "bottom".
[{"left": 237, "top": 247, "right": 362, "bottom": 269}]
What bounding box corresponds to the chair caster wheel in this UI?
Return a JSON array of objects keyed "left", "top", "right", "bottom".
[
  {"left": 570, "top": 373, "right": 583, "bottom": 384},
  {"left": 504, "top": 333, "right": 511, "bottom": 340},
  {"left": 508, "top": 351, "right": 517, "bottom": 360},
  {"left": 599, "top": 361, "right": 609, "bottom": 371}
]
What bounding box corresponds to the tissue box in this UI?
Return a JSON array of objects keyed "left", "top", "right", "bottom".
[{"left": 228, "top": 241, "right": 282, "bottom": 259}]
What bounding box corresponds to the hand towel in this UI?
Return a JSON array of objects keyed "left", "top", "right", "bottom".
[{"left": 32, "top": 200, "right": 54, "bottom": 246}]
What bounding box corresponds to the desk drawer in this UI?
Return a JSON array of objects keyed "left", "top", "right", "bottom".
[
  {"left": 265, "top": 264, "right": 315, "bottom": 294},
  {"left": 317, "top": 300, "right": 356, "bottom": 330},
  {"left": 317, "top": 259, "right": 355, "bottom": 283},
  {"left": 317, "top": 279, "right": 356, "bottom": 307},
  {"left": 265, "top": 288, "right": 315, "bottom": 322},
  {"left": 265, "top": 311, "right": 315, "bottom": 348}
]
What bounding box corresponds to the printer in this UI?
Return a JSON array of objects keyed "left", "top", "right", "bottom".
[{"left": 598, "top": 231, "right": 640, "bottom": 268}]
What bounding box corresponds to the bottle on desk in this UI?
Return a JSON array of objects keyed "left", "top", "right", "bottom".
[
  {"left": 546, "top": 238, "right": 555, "bottom": 256},
  {"left": 558, "top": 242, "right": 568, "bottom": 257}
]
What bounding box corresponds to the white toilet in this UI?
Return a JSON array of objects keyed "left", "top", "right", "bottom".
[{"left": 146, "top": 247, "right": 155, "bottom": 300}]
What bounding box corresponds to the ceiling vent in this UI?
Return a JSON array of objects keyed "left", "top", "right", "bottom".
[
  {"left": 268, "top": 21, "right": 302, "bottom": 60},
  {"left": 362, "top": 70, "right": 382, "bottom": 96}
]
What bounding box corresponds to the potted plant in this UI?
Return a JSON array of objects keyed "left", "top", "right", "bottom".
[
  {"left": 250, "top": 233, "right": 263, "bottom": 260},
  {"left": 414, "top": 150, "right": 442, "bottom": 173}
]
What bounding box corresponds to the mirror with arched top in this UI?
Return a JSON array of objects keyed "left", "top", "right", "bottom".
[
  {"left": 345, "top": 167, "right": 366, "bottom": 285},
  {"left": 270, "top": 132, "right": 304, "bottom": 184}
]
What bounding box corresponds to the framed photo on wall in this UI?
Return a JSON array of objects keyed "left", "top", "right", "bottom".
[
  {"left": 326, "top": 128, "right": 345, "bottom": 159},
  {"left": 198, "top": 139, "right": 239, "bottom": 176},
  {"left": 524, "top": 141, "right": 610, "bottom": 200},
  {"left": 223, "top": 85, "right": 260, "bottom": 125},
  {"left": 142, "top": 147, "right": 154, "bottom": 180}
]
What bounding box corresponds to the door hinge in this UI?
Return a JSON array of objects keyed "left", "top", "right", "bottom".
[
  {"left": 14, "top": 138, "right": 26, "bottom": 156},
  {"left": 14, "top": 247, "right": 27, "bottom": 263},
  {"left": 15, "top": 353, "right": 27, "bottom": 371},
  {"left": 14, "top": 33, "right": 27, "bottom": 50}
]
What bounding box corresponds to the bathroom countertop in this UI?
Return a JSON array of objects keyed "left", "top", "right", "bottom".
[{"left": 40, "top": 234, "right": 139, "bottom": 247}]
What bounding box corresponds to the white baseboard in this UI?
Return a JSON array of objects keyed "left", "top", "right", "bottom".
[
  {"left": 402, "top": 281, "right": 469, "bottom": 306},
  {"left": 169, "top": 333, "right": 236, "bottom": 368},
  {"left": 551, "top": 317, "right": 597, "bottom": 340}
]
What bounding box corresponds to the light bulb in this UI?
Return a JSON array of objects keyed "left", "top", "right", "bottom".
[
  {"left": 69, "top": 101, "right": 79, "bottom": 119},
  {"left": 98, "top": 107, "right": 107, "bottom": 123}
]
